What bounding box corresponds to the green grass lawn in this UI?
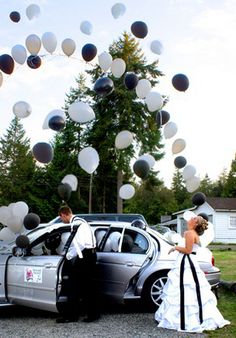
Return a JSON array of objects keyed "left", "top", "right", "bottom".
[{"left": 206, "top": 250, "right": 236, "bottom": 338}]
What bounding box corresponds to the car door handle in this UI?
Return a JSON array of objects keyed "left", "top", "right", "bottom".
[
  {"left": 44, "top": 263, "right": 53, "bottom": 268},
  {"left": 126, "top": 262, "right": 134, "bottom": 267}
]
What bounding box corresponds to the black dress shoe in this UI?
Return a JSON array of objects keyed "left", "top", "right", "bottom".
[
  {"left": 83, "top": 315, "right": 100, "bottom": 323},
  {"left": 56, "top": 317, "right": 78, "bottom": 323}
]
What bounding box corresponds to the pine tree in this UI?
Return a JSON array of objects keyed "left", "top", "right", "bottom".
[{"left": 171, "top": 169, "right": 191, "bottom": 210}]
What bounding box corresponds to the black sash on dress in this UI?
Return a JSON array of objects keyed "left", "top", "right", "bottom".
[{"left": 180, "top": 253, "right": 203, "bottom": 330}]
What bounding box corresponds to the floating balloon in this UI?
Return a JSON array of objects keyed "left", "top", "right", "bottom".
[
  {"left": 48, "top": 115, "right": 65, "bottom": 131},
  {"left": 98, "top": 51, "right": 112, "bottom": 72},
  {"left": 81, "top": 43, "right": 97, "bottom": 62},
  {"left": 11, "top": 45, "right": 27, "bottom": 65},
  {"left": 42, "top": 109, "right": 66, "bottom": 129},
  {"left": 16, "top": 235, "right": 29, "bottom": 249},
  {"left": 111, "top": 58, "right": 126, "bottom": 78},
  {"left": 133, "top": 159, "right": 150, "bottom": 179},
  {"left": 32, "top": 142, "right": 54, "bottom": 164},
  {"left": 23, "top": 213, "right": 41, "bottom": 230},
  {"left": 131, "top": 21, "right": 148, "bottom": 39},
  {"left": 58, "top": 183, "right": 72, "bottom": 201},
  {"left": 62, "top": 174, "right": 78, "bottom": 191},
  {"left": 111, "top": 3, "right": 126, "bottom": 19},
  {"left": 61, "top": 38, "right": 76, "bottom": 57},
  {"left": 94, "top": 77, "right": 114, "bottom": 96},
  {"left": 78, "top": 147, "right": 99, "bottom": 174},
  {"left": 172, "top": 73, "right": 189, "bottom": 92},
  {"left": 135, "top": 79, "right": 151, "bottom": 98},
  {"left": 183, "top": 210, "right": 196, "bottom": 221},
  {"left": 11, "top": 201, "right": 29, "bottom": 219},
  {"left": 185, "top": 176, "right": 200, "bottom": 193},
  {"left": 156, "top": 110, "right": 170, "bottom": 127},
  {"left": 115, "top": 130, "right": 133, "bottom": 149},
  {"left": 25, "top": 34, "right": 41, "bottom": 55},
  {"left": 119, "top": 184, "right": 135, "bottom": 200},
  {"left": 80, "top": 21, "right": 93, "bottom": 35},
  {"left": 13, "top": 101, "right": 32, "bottom": 118},
  {"left": 145, "top": 91, "right": 163, "bottom": 112},
  {"left": 0, "top": 54, "right": 14, "bottom": 75},
  {"left": 192, "top": 192, "right": 206, "bottom": 206},
  {"left": 172, "top": 138, "right": 186, "bottom": 154},
  {"left": 10, "top": 11, "right": 21, "bottom": 23},
  {"left": 0, "top": 72, "right": 3, "bottom": 87},
  {"left": 42, "top": 32, "right": 57, "bottom": 54},
  {"left": 138, "top": 154, "right": 155, "bottom": 169},
  {"left": 0, "top": 206, "right": 11, "bottom": 226},
  {"left": 163, "top": 122, "right": 178, "bottom": 139},
  {"left": 68, "top": 101, "right": 95, "bottom": 123},
  {"left": 150, "top": 40, "right": 163, "bottom": 55},
  {"left": 27, "top": 55, "right": 41, "bottom": 69},
  {"left": 174, "top": 156, "right": 187, "bottom": 169},
  {"left": 0, "top": 227, "right": 16, "bottom": 242},
  {"left": 182, "top": 165, "right": 196, "bottom": 181},
  {"left": 26, "top": 4, "right": 40, "bottom": 20},
  {"left": 124, "top": 72, "right": 138, "bottom": 90}
]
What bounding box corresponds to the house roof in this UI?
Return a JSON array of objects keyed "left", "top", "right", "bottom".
[{"left": 206, "top": 197, "right": 236, "bottom": 211}]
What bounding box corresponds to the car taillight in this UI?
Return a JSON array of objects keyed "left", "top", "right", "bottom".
[{"left": 211, "top": 256, "right": 215, "bottom": 266}]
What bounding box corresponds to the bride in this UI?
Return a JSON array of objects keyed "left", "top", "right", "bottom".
[{"left": 155, "top": 215, "right": 230, "bottom": 333}]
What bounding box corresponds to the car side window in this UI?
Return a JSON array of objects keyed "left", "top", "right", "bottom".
[
  {"left": 102, "top": 229, "right": 122, "bottom": 252},
  {"left": 121, "top": 230, "right": 148, "bottom": 254}
]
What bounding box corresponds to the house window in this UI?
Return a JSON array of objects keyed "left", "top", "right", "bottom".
[{"left": 229, "top": 216, "right": 236, "bottom": 229}]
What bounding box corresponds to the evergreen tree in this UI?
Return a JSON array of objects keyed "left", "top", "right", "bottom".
[
  {"left": 199, "top": 174, "right": 216, "bottom": 196},
  {"left": 171, "top": 169, "right": 191, "bottom": 210},
  {"left": 222, "top": 158, "right": 236, "bottom": 197}
]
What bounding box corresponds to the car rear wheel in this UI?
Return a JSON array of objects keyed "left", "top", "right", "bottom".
[{"left": 142, "top": 271, "right": 169, "bottom": 311}]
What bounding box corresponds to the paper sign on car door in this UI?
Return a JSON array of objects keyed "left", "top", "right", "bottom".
[{"left": 24, "top": 267, "right": 42, "bottom": 283}]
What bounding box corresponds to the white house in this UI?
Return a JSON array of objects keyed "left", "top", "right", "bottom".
[{"left": 173, "top": 197, "right": 236, "bottom": 244}]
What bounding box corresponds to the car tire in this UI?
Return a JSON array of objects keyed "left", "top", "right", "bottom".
[{"left": 142, "top": 270, "right": 169, "bottom": 312}]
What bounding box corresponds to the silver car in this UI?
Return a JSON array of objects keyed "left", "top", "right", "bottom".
[{"left": 0, "top": 219, "right": 220, "bottom": 313}]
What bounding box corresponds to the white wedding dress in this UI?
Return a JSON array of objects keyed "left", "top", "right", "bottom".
[{"left": 155, "top": 244, "right": 230, "bottom": 333}]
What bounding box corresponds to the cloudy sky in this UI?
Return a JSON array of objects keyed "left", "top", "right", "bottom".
[{"left": 1, "top": 0, "right": 236, "bottom": 187}]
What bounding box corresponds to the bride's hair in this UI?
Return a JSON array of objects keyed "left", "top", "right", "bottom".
[{"left": 195, "top": 216, "right": 208, "bottom": 235}]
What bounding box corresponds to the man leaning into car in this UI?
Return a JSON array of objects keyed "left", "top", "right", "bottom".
[{"left": 56, "top": 205, "right": 100, "bottom": 323}]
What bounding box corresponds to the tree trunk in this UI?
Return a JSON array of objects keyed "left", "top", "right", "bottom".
[
  {"left": 102, "top": 184, "right": 106, "bottom": 213},
  {"left": 88, "top": 174, "right": 93, "bottom": 213},
  {"left": 117, "top": 170, "right": 123, "bottom": 213}
]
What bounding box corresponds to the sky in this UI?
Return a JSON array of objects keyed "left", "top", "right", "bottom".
[{"left": 1, "top": 0, "right": 236, "bottom": 188}]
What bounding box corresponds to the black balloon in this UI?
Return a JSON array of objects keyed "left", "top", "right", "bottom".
[
  {"left": 58, "top": 183, "right": 72, "bottom": 201},
  {"left": 10, "top": 11, "right": 21, "bottom": 22},
  {"left": 174, "top": 156, "right": 187, "bottom": 169},
  {"left": 192, "top": 192, "right": 206, "bottom": 206},
  {"left": 133, "top": 159, "right": 150, "bottom": 179},
  {"left": 16, "top": 235, "right": 30, "bottom": 249},
  {"left": 23, "top": 213, "right": 41, "bottom": 230},
  {"left": 124, "top": 72, "right": 138, "bottom": 90},
  {"left": 49, "top": 115, "right": 65, "bottom": 131},
  {"left": 81, "top": 43, "right": 97, "bottom": 62},
  {"left": 198, "top": 212, "right": 209, "bottom": 221},
  {"left": 0, "top": 54, "right": 15, "bottom": 74},
  {"left": 94, "top": 77, "right": 114, "bottom": 96},
  {"left": 172, "top": 73, "right": 189, "bottom": 92},
  {"left": 32, "top": 142, "right": 54, "bottom": 164},
  {"left": 156, "top": 110, "right": 170, "bottom": 127},
  {"left": 131, "top": 21, "right": 148, "bottom": 39},
  {"left": 27, "top": 55, "right": 42, "bottom": 69}
]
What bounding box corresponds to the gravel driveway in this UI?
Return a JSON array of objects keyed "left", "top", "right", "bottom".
[{"left": 0, "top": 303, "right": 207, "bottom": 338}]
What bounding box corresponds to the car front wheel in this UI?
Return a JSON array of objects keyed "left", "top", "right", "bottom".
[{"left": 142, "top": 271, "right": 169, "bottom": 311}]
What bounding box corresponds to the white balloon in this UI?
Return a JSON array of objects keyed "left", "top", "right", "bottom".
[
  {"left": 0, "top": 72, "right": 3, "bottom": 87},
  {"left": 42, "top": 109, "right": 66, "bottom": 129},
  {"left": 111, "top": 58, "right": 126, "bottom": 78},
  {"left": 183, "top": 210, "right": 196, "bottom": 221},
  {"left": 119, "top": 184, "right": 135, "bottom": 200},
  {"left": 98, "top": 51, "right": 112, "bottom": 72},
  {"left": 80, "top": 21, "right": 93, "bottom": 35},
  {"left": 172, "top": 138, "right": 186, "bottom": 154},
  {"left": 138, "top": 154, "right": 155, "bottom": 168},
  {"left": 145, "top": 91, "right": 163, "bottom": 112},
  {"left": 25, "top": 34, "right": 41, "bottom": 55},
  {"left": 115, "top": 130, "right": 133, "bottom": 149},
  {"left": 0, "top": 227, "right": 16, "bottom": 242},
  {"left": 163, "top": 122, "right": 178, "bottom": 139},
  {"left": 0, "top": 206, "right": 11, "bottom": 225},
  {"left": 111, "top": 3, "right": 126, "bottom": 19},
  {"left": 200, "top": 221, "right": 215, "bottom": 247},
  {"left": 62, "top": 174, "right": 78, "bottom": 191},
  {"left": 42, "top": 32, "right": 57, "bottom": 54},
  {"left": 135, "top": 79, "right": 151, "bottom": 99},
  {"left": 61, "top": 38, "right": 76, "bottom": 57},
  {"left": 185, "top": 175, "right": 200, "bottom": 192},
  {"left": 12, "top": 201, "right": 29, "bottom": 219},
  {"left": 68, "top": 101, "right": 95, "bottom": 123},
  {"left": 26, "top": 4, "right": 41, "bottom": 20},
  {"left": 78, "top": 147, "right": 99, "bottom": 174},
  {"left": 109, "top": 232, "right": 121, "bottom": 251},
  {"left": 13, "top": 101, "right": 32, "bottom": 119},
  {"left": 11, "top": 45, "right": 27, "bottom": 65},
  {"left": 150, "top": 40, "right": 163, "bottom": 55},
  {"left": 6, "top": 215, "right": 23, "bottom": 233},
  {"left": 183, "top": 165, "right": 197, "bottom": 181}
]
